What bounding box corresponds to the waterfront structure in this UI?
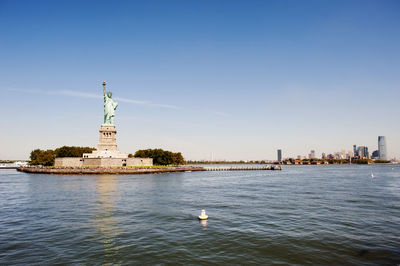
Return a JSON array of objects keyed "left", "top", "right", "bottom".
[
  {"left": 309, "top": 150, "right": 316, "bottom": 159},
  {"left": 371, "top": 150, "right": 379, "bottom": 159},
  {"left": 0, "top": 161, "right": 28, "bottom": 169},
  {"left": 364, "top": 147, "right": 369, "bottom": 159},
  {"left": 378, "top": 136, "right": 387, "bottom": 160},
  {"left": 55, "top": 82, "right": 153, "bottom": 168},
  {"left": 277, "top": 149, "right": 282, "bottom": 162},
  {"left": 353, "top": 145, "right": 358, "bottom": 157},
  {"left": 347, "top": 150, "right": 353, "bottom": 159},
  {"left": 357, "top": 146, "right": 369, "bottom": 159}
]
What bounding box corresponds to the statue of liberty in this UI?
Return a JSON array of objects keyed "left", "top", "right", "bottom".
[{"left": 102, "top": 81, "right": 118, "bottom": 125}]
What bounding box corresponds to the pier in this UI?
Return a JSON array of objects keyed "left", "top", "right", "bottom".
[{"left": 205, "top": 165, "right": 281, "bottom": 171}]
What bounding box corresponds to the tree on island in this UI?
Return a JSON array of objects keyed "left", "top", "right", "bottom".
[
  {"left": 374, "top": 160, "right": 390, "bottom": 163},
  {"left": 29, "top": 149, "right": 55, "bottom": 166},
  {"left": 30, "top": 149, "right": 43, "bottom": 163},
  {"left": 54, "top": 146, "right": 95, "bottom": 158},
  {"left": 351, "top": 158, "right": 370, "bottom": 164},
  {"left": 29, "top": 146, "right": 95, "bottom": 166},
  {"left": 134, "top": 149, "right": 185, "bottom": 166}
]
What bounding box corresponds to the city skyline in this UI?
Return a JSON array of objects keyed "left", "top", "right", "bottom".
[
  {"left": 275, "top": 136, "right": 391, "bottom": 162},
  {"left": 1, "top": 0, "right": 399, "bottom": 160}
]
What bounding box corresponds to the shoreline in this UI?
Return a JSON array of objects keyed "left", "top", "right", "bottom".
[
  {"left": 16, "top": 165, "right": 282, "bottom": 174},
  {"left": 17, "top": 166, "right": 205, "bottom": 175}
]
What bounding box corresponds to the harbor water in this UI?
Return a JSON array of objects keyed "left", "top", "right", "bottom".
[{"left": 0, "top": 165, "right": 399, "bottom": 264}]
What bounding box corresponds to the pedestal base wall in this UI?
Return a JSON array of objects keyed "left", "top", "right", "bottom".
[
  {"left": 54, "top": 158, "right": 83, "bottom": 167},
  {"left": 54, "top": 157, "right": 153, "bottom": 168}
]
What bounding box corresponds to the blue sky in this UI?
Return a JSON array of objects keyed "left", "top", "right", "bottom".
[{"left": 1, "top": 0, "right": 399, "bottom": 160}]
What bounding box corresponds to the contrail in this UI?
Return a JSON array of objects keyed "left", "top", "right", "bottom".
[{"left": 8, "top": 88, "right": 182, "bottom": 110}]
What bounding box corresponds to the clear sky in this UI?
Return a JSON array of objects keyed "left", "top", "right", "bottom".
[{"left": 1, "top": 0, "right": 399, "bottom": 160}]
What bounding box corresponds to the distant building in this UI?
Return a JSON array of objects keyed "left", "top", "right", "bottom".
[
  {"left": 348, "top": 150, "right": 353, "bottom": 159},
  {"left": 353, "top": 145, "right": 358, "bottom": 157},
  {"left": 321, "top": 152, "right": 326, "bottom": 159},
  {"left": 358, "top": 146, "right": 369, "bottom": 159},
  {"left": 378, "top": 136, "right": 387, "bottom": 160},
  {"left": 309, "top": 150, "right": 316, "bottom": 159},
  {"left": 277, "top": 149, "right": 282, "bottom": 162},
  {"left": 371, "top": 150, "right": 379, "bottom": 159}
]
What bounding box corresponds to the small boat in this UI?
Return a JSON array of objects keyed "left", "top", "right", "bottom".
[{"left": 371, "top": 172, "right": 374, "bottom": 179}]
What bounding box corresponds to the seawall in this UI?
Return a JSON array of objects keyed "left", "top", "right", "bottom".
[
  {"left": 17, "top": 166, "right": 205, "bottom": 175},
  {"left": 17, "top": 165, "right": 282, "bottom": 175}
]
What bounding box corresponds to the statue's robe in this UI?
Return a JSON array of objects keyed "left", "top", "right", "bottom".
[{"left": 104, "top": 95, "right": 118, "bottom": 124}]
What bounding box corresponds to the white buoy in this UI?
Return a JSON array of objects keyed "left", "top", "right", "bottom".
[{"left": 198, "top": 209, "right": 208, "bottom": 220}]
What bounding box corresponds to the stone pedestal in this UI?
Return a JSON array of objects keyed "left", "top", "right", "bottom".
[
  {"left": 97, "top": 125, "right": 118, "bottom": 151},
  {"left": 83, "top": 125, "right": 128, "bottom": 159}
]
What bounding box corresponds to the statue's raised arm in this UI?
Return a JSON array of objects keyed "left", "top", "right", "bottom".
[
  {"left": 102, "top": 81, "right": 118, "bottom": 126},
  {"left": 103, "top": 81, "right": 107, "bottom": 99}
]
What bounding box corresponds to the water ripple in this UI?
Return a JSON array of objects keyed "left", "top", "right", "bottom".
[{"left": 0, "top": 165, "right": 399, "bottom": 264}]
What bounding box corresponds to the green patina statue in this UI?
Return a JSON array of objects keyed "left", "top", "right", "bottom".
[{"left": 103, "top": 81, "right": 118, "bottom": 125}]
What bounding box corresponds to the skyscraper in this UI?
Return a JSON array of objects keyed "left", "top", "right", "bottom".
[
  {"left": 358, "top": 146, "right": 369, "bottom": 159},
  {"left": 277, "top": 149, "right": 282, "bottom": 162},
  {"left": 378, "top": 136, "right": 387, "bottom": 160},
  {"left": 353, "top": 145, "right": 358, "bottom": 157}
]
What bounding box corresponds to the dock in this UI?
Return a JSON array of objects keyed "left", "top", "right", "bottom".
[{"left": 205, "top": 165, "right": 281, "bottom": 171}]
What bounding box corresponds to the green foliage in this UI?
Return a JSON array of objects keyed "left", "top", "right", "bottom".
[
  {"left": 29, "top": 146, "right": 95, "bottom": 166},
  {"left": 128, "top": 153, "right": 134, "bottom": 158},
  {"left": 134, "top": 149, "right": 185, "bottom": 165},
  {"left": 30, "top": 149, "right": 43, "bottom": 163},
  {"left": 0, "top": 160, "right": 16, "bottom": 163},
  {"left": 30, "top": 149, "right": 55, "bottom": 166},
  {"left": 352, "top": 158, "right": 370, "bottom": 164},
  {"left": 374, "top": 160, "right": 390, "bottom": 163},
  {"left": 54, "top": 146, "right": 95, "bottom": 157}
]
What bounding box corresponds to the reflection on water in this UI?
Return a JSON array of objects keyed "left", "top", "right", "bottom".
[
  {"left": 199, "top": 219, "right": 208, "bottom": 229},
  {"left": 93, "top": 175, "right": 120, "bottom": 262}
]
